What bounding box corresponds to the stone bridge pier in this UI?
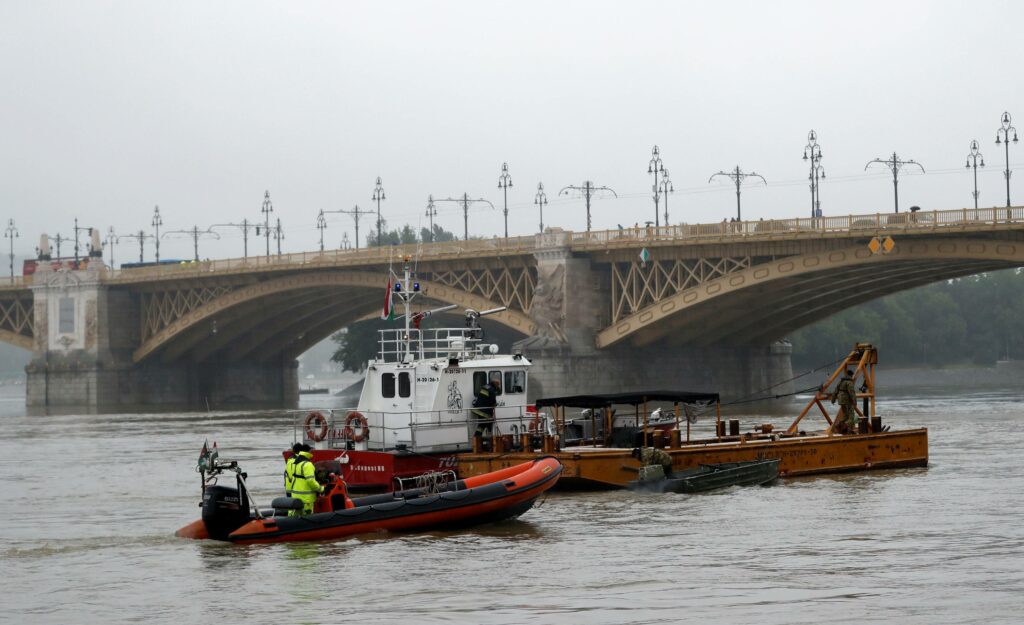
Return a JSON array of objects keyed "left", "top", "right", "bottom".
[
  {"left": 519, "top": 232, "right": 794, "bottom": 403},
  {"left": 25, "top": 259, "right": 296, "bottom": 409}
]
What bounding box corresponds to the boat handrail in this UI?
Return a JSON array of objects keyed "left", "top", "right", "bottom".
[
  {"left": 374, "top": 327, "right": 487, "bottom": 362},
  {"left": 289, "top": 408, "right": 552, "bottom": 450}
]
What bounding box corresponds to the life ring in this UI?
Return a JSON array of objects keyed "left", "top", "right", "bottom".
[
  {"left": 343, "top": 411, "right": 370, "bottom": 443},
  {"left": 304, "top": 411, "right": 329, "bottom": 442}
]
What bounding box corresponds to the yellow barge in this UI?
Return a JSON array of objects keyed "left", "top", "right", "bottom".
[{"left": 456, "top": 344, "right": 928, "bottom": 488}]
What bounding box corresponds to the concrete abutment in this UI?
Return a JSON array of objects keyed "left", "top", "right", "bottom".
[{"left": 25, "top": 260, "right": 299, "bottom": 409}]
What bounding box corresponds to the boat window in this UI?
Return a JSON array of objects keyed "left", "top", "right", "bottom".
[
  {"left": 504, "top": 370, "right": 526, "bottom": 394},
  {"left": 398, "top": 372, "right": 411, "bottom": 398},
  {"left": 382, "top": 373, "right": 396, "bottom": 398},
  {"left": 473, "top": 370, "right": 503, "bottom": 395}
]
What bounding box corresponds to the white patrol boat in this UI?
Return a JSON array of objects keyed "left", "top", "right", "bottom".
[{"left": 293, "top": 257, "right": 545, "bottom": 493}]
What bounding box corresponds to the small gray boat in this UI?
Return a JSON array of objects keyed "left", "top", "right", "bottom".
[{"left": 630, "top": 459, "right": 780, "bottom": 493}]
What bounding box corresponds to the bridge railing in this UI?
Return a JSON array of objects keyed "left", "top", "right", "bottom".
[
  {"left": 570, "top": 205, "right": 1024, "bottom": 246},
  {"left": 102, "top": 234, "right": 539, "bottom": 282},
  {"left": 0, "top": 276, "right": 29, "bottom": 288}
]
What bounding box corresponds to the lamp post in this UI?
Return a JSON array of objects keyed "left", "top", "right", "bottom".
[
  {"left": 864, "top": 153, "right": 925, "bottom": 213},
  {"left": 497, "top": 162, "right": 513, "bottom": 238},
  {"left": 803, "top": 130, "right": 825, "bottom": 218},
  {"left": 995, "top": 111, "right": 1018, "bottom": 209},
  {"left": 72, "top": 217, "right": 93, "bottom": 266},
  {"left": 3, "top": 219, "right": 18, "bottom": 278},
  {"left": 648, "top": 146, "right": 665, "bottom": 227},
  {"left": 534, "top": 183, "right": 548, "bottom": 233},
  {"left": 104, "top": 227, "right": 118, "bottom": 268},
  {"left": 966, "top": 140, "right": 985, "bottom": 210},
  {"left": 48, "top": 233, "right": 67, "bottom": 259},
  {"left": 425, "top": 196, "right": 438, "bottom": 242},
  {"left": 211, "top": 220, "right": 256, "bottom": 260},
  {"left": 274, "top": 218, "right": 284, "bottom": 256},
  {"left": 151, "top": 205, "right": 163, "bottom": 262},
  {"left": 316, "top": 210, "right": 327, "bottom": 252},
  {"left": 708, "top": 166, "right": 767, "bottom": 221},
  {"left": 432, "top": 194, "right": 495, "bottom": 240},
  {"left": 260, "top": 190, "right": 273, "bottom": 257},
  {"left": 372, "top": 177, "right": 386, "bottom": 246},
  {"left": 658, "top": 169, "right": 674, "bottom": 225},
  {"left": 559, "top": 181, "right": 617, "bottom": 232}
]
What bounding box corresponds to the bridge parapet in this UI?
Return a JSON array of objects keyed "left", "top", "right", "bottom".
[{"left": 569, "top": 205, "right": 1024, "bottom": 251}]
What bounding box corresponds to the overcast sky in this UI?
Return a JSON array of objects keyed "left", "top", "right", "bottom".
[{"left": 2, "top": 1, "right": 1023, "bottom": 262}]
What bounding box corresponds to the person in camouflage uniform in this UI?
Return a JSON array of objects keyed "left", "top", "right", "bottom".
[
  {"left": 633, "top": 447, "right": 674, "bottom": 476},
  {"left": 830, "top": 369, "right": 858, "bottom": 434}
]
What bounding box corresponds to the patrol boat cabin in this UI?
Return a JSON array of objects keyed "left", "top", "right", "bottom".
[{"left": 355, "top": 317, "right": 532, "bottom": 453}]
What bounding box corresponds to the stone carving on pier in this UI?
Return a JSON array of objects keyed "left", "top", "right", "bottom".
[{"left": 528, "top": 263, "right": 567, "bottom": 343}]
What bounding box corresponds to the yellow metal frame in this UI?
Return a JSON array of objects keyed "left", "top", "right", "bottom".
[{"left": 787, "top": 343, "right": 878, "bottom": 435}]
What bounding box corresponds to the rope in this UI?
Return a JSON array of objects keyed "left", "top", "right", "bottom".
[
  {"left": 721, "top": 355, "right": 845, "bottom": 407},
  {"left": 719, "top": 385, "right": 821, "bottom": 408}
]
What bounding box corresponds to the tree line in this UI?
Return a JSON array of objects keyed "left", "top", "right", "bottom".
[{"left": 790, "top": 268, "right": 1024, "bottom": 368}]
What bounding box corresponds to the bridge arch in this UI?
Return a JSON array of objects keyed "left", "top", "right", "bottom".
[
  {"left": 0, "top": 329, "right": 32, "bottom": 350},
  {"left": 597, "top": 237, "right": 1024, "bottom": 348},
  {"left": 134, "top": 271, "right": 536, "bottom": 363}
]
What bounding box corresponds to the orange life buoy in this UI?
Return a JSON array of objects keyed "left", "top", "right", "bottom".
[
  {"left": 343, "top": 411, "right": 370, "bottom": 443},
  {"left": 305, "top": 411, "right": 329, "bottom": 442}
]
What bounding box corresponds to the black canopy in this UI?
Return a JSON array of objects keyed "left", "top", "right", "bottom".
[{"left": 535, "top": 390, "right": 719, "bottom": 408}]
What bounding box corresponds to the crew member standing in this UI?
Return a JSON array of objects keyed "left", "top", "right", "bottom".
[
  {"left": 472, "top": 375, "right": 500, "bottom": 437},
  {"left": 286, "top": 444, "right": 323, "bottom": 516},
  {"left": 831, "top": 369, "right": 858, "bottom": 434},
  {"left": 283, "top": 442, "right": 302, "bottom": 497}
]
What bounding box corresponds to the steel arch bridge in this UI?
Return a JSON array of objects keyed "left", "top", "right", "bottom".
[{"left": 3, "top": 205, "right": 1024, "bottom": 365}]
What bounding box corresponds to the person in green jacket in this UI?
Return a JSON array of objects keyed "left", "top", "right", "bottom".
[
  {"left": 633, "top": 447, "right": 674, "bottom": 476},
  {"left": 286, "top": 444, "right": 323, "bottom": 516},
  {"left": 831, "top": 369, "right": 858, "bottom": 434}
]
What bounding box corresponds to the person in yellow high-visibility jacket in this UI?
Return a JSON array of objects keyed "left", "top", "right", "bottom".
[
  {"left": 283, "top": 442, "right": 302, "bottom": 497},
  {"left": 286, "top": 444, "right": 323, "bottom": 516}
]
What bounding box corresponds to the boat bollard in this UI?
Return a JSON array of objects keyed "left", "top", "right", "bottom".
[
  {"left": 652, "top": 431, "right": 666, "bottom": 448},
  {"left": 729, "top": 419, "right": 740, "bottom": 436},
  {"left": 716, "top": 421, "right": 726, "bottom": 437},
  {"left": 491, "top": 435, "right": 501, "bottom": 452},
  {"left": 871, "top": 416, "right": 882, "bottom": 433},
  {"left": 669, "top": 429, "right": 681, "bottom": 448},
  {"left": 520, "top": 433, "right": 531, "bottom": 451},
  {"left": 858, "top": 417, "right": 869, "bottom": 434},
  {"left": 472, "top": 434, "right": 483, "bottom": 453}
]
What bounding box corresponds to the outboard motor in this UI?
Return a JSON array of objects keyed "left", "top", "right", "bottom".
[{"left": 201, "top": 484, "right": 251, "bottom": 540}]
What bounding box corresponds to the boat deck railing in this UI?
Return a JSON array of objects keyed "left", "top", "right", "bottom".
[
  {"left": 289, "top": 408, "right": 553, "bottom": 452},
  {"left": 375, "top": 327, "right": 487, "bottom": 363}
]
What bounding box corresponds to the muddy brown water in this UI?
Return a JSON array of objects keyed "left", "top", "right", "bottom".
[{"left": 1, "top": 387, "right": 1021, "bottom": 624}]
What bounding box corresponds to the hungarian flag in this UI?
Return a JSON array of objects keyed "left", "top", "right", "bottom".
[{"left": 381, "top": 275, "right": 395, "bottom": 320}]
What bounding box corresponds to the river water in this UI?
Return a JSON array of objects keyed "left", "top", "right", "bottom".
[{"left": 1, "top": 386, "right": 1022, "bottom": 625}]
